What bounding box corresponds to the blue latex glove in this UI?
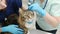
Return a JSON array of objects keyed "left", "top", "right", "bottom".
[
  {"left": 28, "top": 3, "right": 46, "bottom": 16},
  {"left": 1, "top": 25, "right": 24, "bottom": 34}
]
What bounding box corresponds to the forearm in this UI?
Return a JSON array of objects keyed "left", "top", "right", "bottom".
[{"left": 43, "top": 12, "right": 59, "bottom": 28}]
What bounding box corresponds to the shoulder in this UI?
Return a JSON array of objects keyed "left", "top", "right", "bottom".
[{"left": 45, "top": 0, "right": 60, "bottom": 12}]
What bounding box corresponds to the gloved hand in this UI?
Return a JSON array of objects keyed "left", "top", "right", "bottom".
[
  {"left": 28, "top": 3, "right": 46, "bottom": 16},
  {"left": 1, "top": 25, "right": 24, "bottom": 34}
]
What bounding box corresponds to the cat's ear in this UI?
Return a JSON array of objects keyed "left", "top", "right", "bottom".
[{"left": 19, "top": 8, "right": 24, "bottom": 15}]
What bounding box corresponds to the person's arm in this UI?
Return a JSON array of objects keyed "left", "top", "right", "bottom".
[
  {"left": 43, "top": 4, "right": 60, "bottom": 28},
  {"left": 43, "top": 12, "right": 59, "bottom": 28},
  {"left": 28, "top": 3, "right": 60, "bottom": 28}
]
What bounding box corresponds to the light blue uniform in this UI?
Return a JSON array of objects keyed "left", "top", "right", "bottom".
[{"left": 36, "top": 0, "right": 60, "bottom": 31}]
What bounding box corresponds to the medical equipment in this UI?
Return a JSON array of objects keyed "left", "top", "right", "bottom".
[
  {"left": 28, "top": 0, "right": 48, "bottom": 9},
  {"left": 43, "top": 0, "right": 48, "bottom": 9},
  {"left": 28, "top": 0, "right": 35, "bottom": 6}
]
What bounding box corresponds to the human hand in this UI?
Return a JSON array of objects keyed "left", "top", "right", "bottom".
[
  {"left": 1, "top": 25, "right": 24, "bottom": 34},
  {"left": 28, "top": 3, "right": 46, "bottom": 16}
]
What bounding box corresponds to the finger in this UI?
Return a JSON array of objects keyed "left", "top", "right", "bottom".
[
  {"left": 28, "top": 5, "right": 33, "bottom": 10},
  {"left": 28, "top": 3, "right": 37, "bottom": 10},
  {"left": 13, "top": 33, "right": 17, "bottom": 34},
  {"left": 14, "top": 25, "right": 19, "bottom": 27},
  {"left": 17, "top": 28, "right": 24, "bottom": 32},
  {"left": 9, "top": 25, "right": 18, "bottom": 27},
  {"left": 17, "top": 31, "right": 24, "bottom": 34}
]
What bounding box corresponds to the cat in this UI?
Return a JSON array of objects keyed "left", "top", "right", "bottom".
[
  {"left": 19, "top": 8, "right": 36, "bottom": 34},
  {"left": 1, "top": 8, "right": 36, "bottom": 34}
]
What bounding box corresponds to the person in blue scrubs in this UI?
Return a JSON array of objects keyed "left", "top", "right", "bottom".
[{"left": 0, "top": 0, "right": 24, "bottom": 34}]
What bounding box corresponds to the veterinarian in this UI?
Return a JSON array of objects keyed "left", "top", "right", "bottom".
[
  {"left": 0, "top": 0, "right": 24, "bottom": 34},
  {"left": 28, "top": 0, "right": 60, "bottom": 34}
]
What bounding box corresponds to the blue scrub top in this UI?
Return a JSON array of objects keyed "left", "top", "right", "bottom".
[{"left": 0, "top": 0, "right": 22, "bottom": 23}]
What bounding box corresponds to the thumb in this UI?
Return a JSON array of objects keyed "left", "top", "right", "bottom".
[
  {"left": 13, "top": 25, "right": 18, "bottom": 27},
  {"left": 9, "top": 25, "right": 18, "bottom": 27}
]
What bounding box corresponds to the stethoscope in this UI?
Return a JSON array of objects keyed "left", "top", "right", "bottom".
[
  {"left": 28, "top": 0, "right": 48, "bottom": 9},
  {"left": 43, "top": 0, "right": 48, "bottom": 9}
]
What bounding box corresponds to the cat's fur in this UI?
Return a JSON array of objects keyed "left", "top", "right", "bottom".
[{"left": 1, "top": 8, "right": 36, "bottom": 34}]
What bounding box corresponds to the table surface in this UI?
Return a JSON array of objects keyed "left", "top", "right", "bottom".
[{"left": 28, "top": 29, "right": 52, "bottom": 34}]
